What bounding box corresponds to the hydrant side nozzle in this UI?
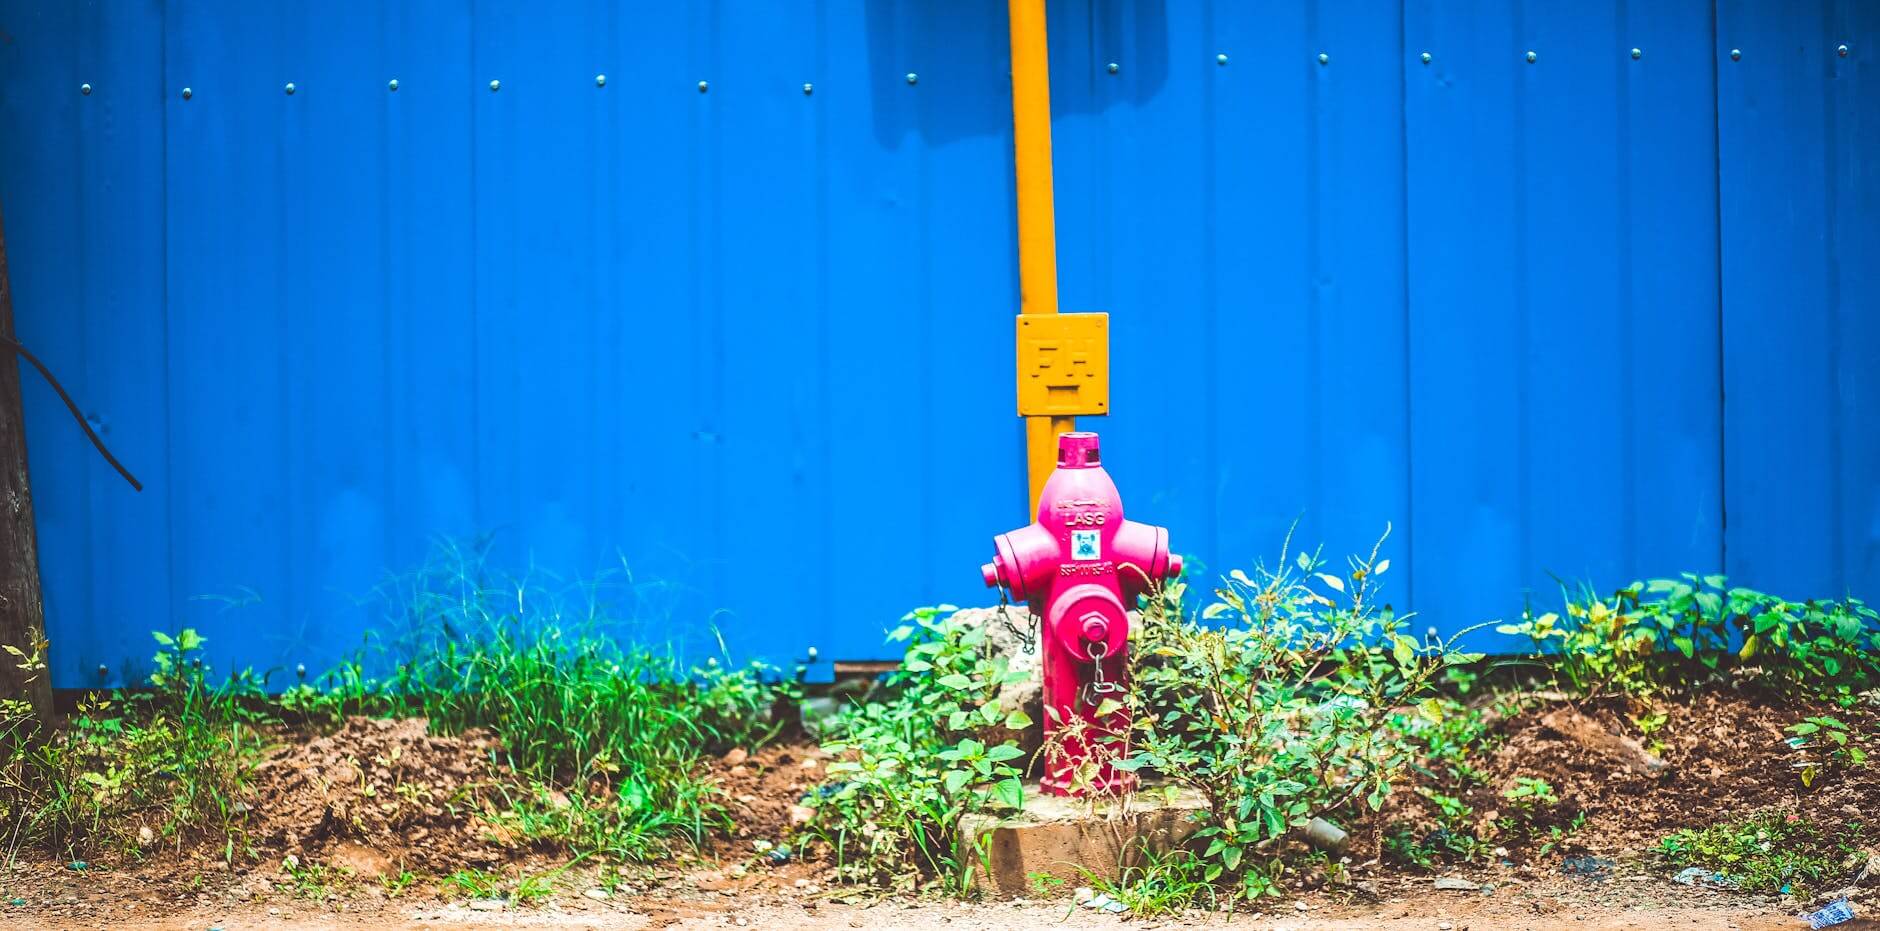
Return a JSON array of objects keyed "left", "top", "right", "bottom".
[
  {"left": 1167, "top": 552, "right": 1183, "bottom": 579},
  {"left": 981, "top": 561, "right": 1000, "bottom": 588}
]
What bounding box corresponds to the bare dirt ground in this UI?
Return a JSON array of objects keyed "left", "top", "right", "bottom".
[
  {"left": 4, "top": 693, "right": 1874, "bottom": 930},
  {"left": 0, "top": 860, "right": 1836, "bottom": 930}
]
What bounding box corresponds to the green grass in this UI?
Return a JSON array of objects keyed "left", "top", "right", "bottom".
[
  {"left": 2, "top": 631, "right": 267, "bottom": 864},
  {"left": 1658, "top": 810, "right": 1862, "bottom": 894},
  {"left": 1081, "top": 847, "right": 1221, "bottom": 917},
  {"left": 344, "top": 542, "right": 796, "bottom": 860},
  {"left": 2, "top": 540, "right": 796, "bottom": 869}
]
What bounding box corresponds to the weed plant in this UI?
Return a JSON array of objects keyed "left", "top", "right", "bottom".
[
  {"left": 1659, "top": 810, "right": 1862, "bottom": 894},
  {"left": 1120, "top": 529, "right": 1482, "bottom": 901},
  {"left": 3, "top": 541, "right": 797, "bottom": 869},
  {"left": 1497, "top": 574, "right": 1880, "bottom": 699},
  {"left": 1, "top": 631, "right": 266, "bottom": 864},
  {"left": 803, "top": 605, "right": 1033, "bottom": 892},
  {"left": 321, "top": 542, "right": 798, "bottom": 861}
]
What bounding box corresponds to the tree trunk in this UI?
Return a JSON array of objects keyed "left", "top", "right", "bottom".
[{"left": 0, "top": 201, "right": 53, "bottom": 728}]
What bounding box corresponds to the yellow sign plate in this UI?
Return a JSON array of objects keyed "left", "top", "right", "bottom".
[{"left": 1016, "top": 312, "right": 1108, "bottom": 416}]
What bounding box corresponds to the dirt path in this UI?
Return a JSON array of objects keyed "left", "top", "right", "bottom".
[{"left": 2, "top": 862, "right": 1843, "bottom": 931}]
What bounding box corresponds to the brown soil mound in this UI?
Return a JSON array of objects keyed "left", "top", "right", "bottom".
[
  {"left": 1372, "top": 690, "right": 1880, "bottom": 864},
  {"left": 706, "top": 743, "right": 829, "bottom": 858},
  {"left": 249, "top": 716, "right": 511, "bottom": 873}
]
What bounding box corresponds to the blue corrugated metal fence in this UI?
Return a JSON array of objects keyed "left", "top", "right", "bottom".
[{"left": 0, "top": 0, "right": 1874, "bottom": 687}]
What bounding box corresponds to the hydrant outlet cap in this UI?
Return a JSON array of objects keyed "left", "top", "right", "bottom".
[
  {"left": 1056, "top": 432, "right": 1102, "bottom": 469},
  {"left": 1167, "top": 552, "right": 1183, "bottom": 578},
  {"left": 980, "top": 561, "right": 1000, "bottom": 588}
]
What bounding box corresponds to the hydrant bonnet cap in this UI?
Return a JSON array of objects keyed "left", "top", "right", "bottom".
[{"left": 1057, "top": 432, "right": 1101, "bottom": 468}]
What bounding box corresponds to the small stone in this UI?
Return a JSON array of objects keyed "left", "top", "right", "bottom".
[
  {"left": 583, "top": 888, "right": 608, "bottom": 901},
  {"left": 1435, "top": 877, "right": 1481, "bottom": 892},
  {"left": 1295, "top": 900, "right": 1310, "bottom": 911},
  {"left": 1439, "top": 923, "right": 1454, "bottom": 931},
  {"left": 722, "top": 747, "right": 749, "bottom": 767},
  {"left": 137, "top": 826, "right": 154, "bottom": 845},
  {"left": 790, "top": 805, "right": 815, "bottom": 825},
  {"left": 469, "top": 898, "right": 506, "bottom": 911},
  {"left": 799, "top": 757, "right": 820, "bottom": 771}
]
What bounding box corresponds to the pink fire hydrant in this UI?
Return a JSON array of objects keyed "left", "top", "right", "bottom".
[{"left": 980, "top": 432, "right": 1181, "bottom": 796}]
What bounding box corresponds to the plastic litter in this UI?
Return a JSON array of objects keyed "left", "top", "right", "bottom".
[
  {"left": 1801, "top": 898, "right": 1855, "bottom": 929},
  {"left": 1673, "top": 867, "right": 1738, "bottom": 889},
  {"left": 1304, "top": 817, "right": 1349, "bottom": 852},
  {"left": 65, "top": 861, "right": 87, "bottom": 871},
  {"left": 1079, "top": 893, "right": 1127, "bottom": 913},
  {"left": 766, "top": 845, "right": 792, "bottom": 864},
  {"left": 1560, "top": 856, "right": 1615, "bottom": 880}
]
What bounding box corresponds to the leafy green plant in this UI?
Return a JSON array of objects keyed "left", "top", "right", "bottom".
[
  {"left": 1497, "top": 574, "right": 1880, "bottom": 698},
  {"left": 1659, "top": 811, "right": 1860, "bottom": 894},
  {"left": 1501, "top": 777, "right": 1556, "bottom": 808},
  {"left": 1121, "top": 529, "right": 1482, "bottom": 900},
  {"left": 1384, "top": 789, "right": 1492, "bottom": 869},
  {"left": 1787, "top": 716, "right": 1867, "bottom": 788},
  {"left": 1, "top": 629, "right": 266, "bottom": 864},
  {"left": 803, "top": 605, "right": 1032, "bottom": 891}
]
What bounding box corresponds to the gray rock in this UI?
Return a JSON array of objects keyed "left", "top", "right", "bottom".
[{"left": 948, "top": 606, "right": 1043, "bottom": 753}]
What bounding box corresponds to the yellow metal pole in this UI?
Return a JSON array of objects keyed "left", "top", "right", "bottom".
[{"left": 1008, "top": 0, "right": 1069, "bottom": 515}]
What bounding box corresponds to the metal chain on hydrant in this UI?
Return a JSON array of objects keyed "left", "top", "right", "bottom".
[
  {"left": 993, "top": 583, "right": 1037, "bottom": 656},
  {"left": 1080, "top": 639, "right": 1124, "bottom": 710}
]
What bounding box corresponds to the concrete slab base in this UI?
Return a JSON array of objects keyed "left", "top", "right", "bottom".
[{"left": 958, "top": 783, "right": 1210, "bottom": 898}]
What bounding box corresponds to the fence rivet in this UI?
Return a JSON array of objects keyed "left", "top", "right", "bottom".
[
  {"left": 1838, "top": 44, "right": 1849, "bottom": 58},
  {"left": 595, "top": 74, "right": 606, "bottom": 87},
  {"left": 388, "top": 78, "right": 399, "bottom": 91},
  {"left": 1730, "top": 48, "right": 1741, "bottom": 61},
  {"left": 905, "top": 72, "right": 918, "bottom": 84},
  {"left": 1107, "top": 61, "right": 1119, "bottom": 74},
  {"left": 802, "top": 82, "right": 814, "bottom": 95},
  {"left": 805, "top": 646, "right": 820, "bottom": 663},
  {"left": 1631, "top": 48, "right": 1642, "bottom": 60},
  {"left": 1525, "top": 50, "right": 1537, "bottom": 63},
  {"left": 296, "top": 663, "right": 307, "bottom": 679},
  {"left": 181, "top": 87, "right": 193, "bottom": 100},
  {"left": 81, "top": 83, "right": 92, "bottom": 95},
  {"left": 284, "top": 82, "right": 296, "bottom": 95},
  {"left": 488, "top": 79, "right": 500, "bottom": 92},
  {"left": 1318, "top": 52, "right": 1330, "bottom": 65},
  {"left": 1216, "top": 53, "right": 1229, "bottom": 65},
  {"left": 698, "top": 80, "right": 709, "bottom": 93},
  {"left": 1420, "top": 52, "right": 1432, "bottom": 64},
  {"left": 96, "top": 664, "right": 108, "bottom": 679}
]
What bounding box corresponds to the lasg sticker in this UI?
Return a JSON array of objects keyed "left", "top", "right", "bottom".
[{"left": 1071, "top": 530, "right": 1100, "bottom": 561}]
